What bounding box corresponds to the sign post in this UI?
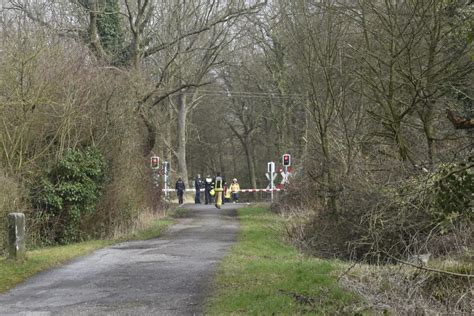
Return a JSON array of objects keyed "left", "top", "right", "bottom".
[
  {"left": 8, "top": 213, "right": 25, "bottom": 260},
  {"left": 267, "top": 162, "right": 275, "bottom": 202},
  {"left": 163, "top": 161, "right": 169, "bottom": 199}
]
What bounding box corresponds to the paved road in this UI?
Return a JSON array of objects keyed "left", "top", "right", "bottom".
[{"left": 0, "top": 204, "right": 241, "bottom": 315}]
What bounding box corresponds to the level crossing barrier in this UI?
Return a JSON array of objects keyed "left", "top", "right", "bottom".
[
  {"left": 161, "top": 188, "right": 283, "bottom": 192},
  {"left": 162, "top": 188, "right": 284, "bottom": 202}
]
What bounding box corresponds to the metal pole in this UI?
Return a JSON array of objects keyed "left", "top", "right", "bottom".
[
  {"left": 164, "top": 161, "right": 169, "bottom": 199},
  {"left": 164, "top": 173, "right": 168, "bottom": 198},
  {"left": 271, "top": 171, "right": 274, "bottom": 203}
]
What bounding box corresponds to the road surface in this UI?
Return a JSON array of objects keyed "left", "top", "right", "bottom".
[{"left": 0, "top": 204, "right": 241, "bottom": 315}]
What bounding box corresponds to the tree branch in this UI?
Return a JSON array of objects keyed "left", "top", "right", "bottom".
[
  {"left": 446, "top": 110, "right": 474, "bottom": 130},
  {"left": 143, "top": 1, "right": 267, "bottom": 58}
]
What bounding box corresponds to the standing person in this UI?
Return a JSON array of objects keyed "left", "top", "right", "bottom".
[
  {"left": 230, "top": 178, "right": 240, "bottom": 203},
  {"left": 175, "top": 177, "right": 185, "bottom": 206},
  {"left": 214, "top": 172, "right": 224, "bottom": 209},
  {"left": 194, "top": 174, "right": 202, "bottom": 204},
  {"left": 223, "top": 182, "right": 231, "bottom": 203},
  {"left": 203, "top": 175, "right": 214, "bottom": 205}
]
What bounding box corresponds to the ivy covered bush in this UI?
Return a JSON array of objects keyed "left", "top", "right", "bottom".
[
  {"left": 31, "top": 147, "right": 106, "bottom": 244},
  {"left": 428, "top": 161, "right": 473, "bottom": 230}
]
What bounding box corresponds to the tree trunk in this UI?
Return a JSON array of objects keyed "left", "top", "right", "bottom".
[
  {"left": 420, "top": 8, "right": 440, "bottom": 167},
  {"left": 130, "top": 37, "right": 140, "bottom": 68},
  {"left": 177, "top": 93, "right": 188, "bottom": 183},
  {"left": 218, "top": 143, "right": 225, "bottom": 177},
  {"left": 88, "top": 0, "right": 107, "bottom": 60},
  {"left": 321, "top": 129, "right": 338, "bottom": 214},
  {"left": 423, "top": 110, "right": 436, "bottom": 167},
  {"left": 140, "top": 111, "right": 156, "bottom": 157},
  {"left": 231, "top": 138, "right": 237, "bottom": 177},
  {"left": 242, "top": 137, "right": 257, "bottom": 189},
  {"left": 166, "top": 102, "right": 174, "bottom": 164}
]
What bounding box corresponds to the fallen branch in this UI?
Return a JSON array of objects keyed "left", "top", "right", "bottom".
[
  {"left": 384, "top": 253, "right": 474, "bottom": 278},
  {"left": 337, "top": 261, "right": 358, "bottom": 282}
]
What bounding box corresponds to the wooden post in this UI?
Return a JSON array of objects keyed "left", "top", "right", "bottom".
[{"left": 8, "top": 213, "right": 26, "bottom": 260}]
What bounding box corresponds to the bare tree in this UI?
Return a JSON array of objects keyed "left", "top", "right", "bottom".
[
  {"left": 222, "top": 71, "right": 265, "bottom": 189},
  {"left": 350, "top": 0, "right": 473, "bottom": 166},
  {"left": 278, "top": 0, "right": 353, "bottom": 212}
]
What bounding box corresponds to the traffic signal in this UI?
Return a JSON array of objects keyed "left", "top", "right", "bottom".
[
  {"left": 150, "top": 156, "right": 160, "bottom": 169},
  {"left": 282, "top": 154, "right": 291, "bottom": 167}
]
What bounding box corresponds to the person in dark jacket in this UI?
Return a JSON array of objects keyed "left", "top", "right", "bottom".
[
  {"left": 194, "top": 174, "right": 202, "bottom": 204},
  {"left": 175, "top": 177, "right": 185, "bottom": 205},
  {"left": 203, "top": 175, "right": 214, "bottom": 205}
]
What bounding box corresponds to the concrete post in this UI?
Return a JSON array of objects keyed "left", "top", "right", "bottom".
[{"left": 8, "top": 213, "right": 26, "bottom": 260}]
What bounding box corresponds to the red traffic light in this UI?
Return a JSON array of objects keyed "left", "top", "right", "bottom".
[
  {"left": 150, "top": 156, "right": 160, "bottom": 169},
  {"left": 282, "top": 154, "right": 291, "bottom": 166}
]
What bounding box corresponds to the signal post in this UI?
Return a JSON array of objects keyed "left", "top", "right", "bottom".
[{"left": 282, "top": 154, "right": 291, "bottom": 188}]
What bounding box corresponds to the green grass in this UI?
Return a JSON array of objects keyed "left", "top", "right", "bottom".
[
  {"left": 0, "top": 217, "right": 173, "bottom": 293},
  {"left": 206, "top": 206, "right": 358, "bottom": 315}
]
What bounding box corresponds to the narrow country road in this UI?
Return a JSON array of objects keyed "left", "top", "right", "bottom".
[{"left": 0, "top": 204, "right": 241, "bottom": 315}]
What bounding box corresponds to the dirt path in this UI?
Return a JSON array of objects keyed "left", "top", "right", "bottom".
[{"left": 0, "top": 204, "right": 241, "bottom": 315}]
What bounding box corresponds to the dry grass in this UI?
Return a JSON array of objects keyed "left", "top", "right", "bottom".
[
  {"left": 111, "top": 208, "right": 168, "bottom": 240},
  {"left": 335, "top": 259, "right": 473, "bottom": 315}
]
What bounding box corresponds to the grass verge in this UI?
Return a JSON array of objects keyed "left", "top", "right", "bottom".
[
  {"left": 206, "top": 206, "right": 358, "bottom": 315},
  {"left": 0, "top": 217, "right": 173, "bottom": 293}
]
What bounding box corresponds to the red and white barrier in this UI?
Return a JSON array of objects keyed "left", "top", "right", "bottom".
[
  {"left": 161, "top": 189, "right": 204, "bottom": 192},
  {"left": 239, "top": 188, "right": 283, "bottom": 193},
  {"left": 161, "top": 188, "right": 283, "bottom": 192}
]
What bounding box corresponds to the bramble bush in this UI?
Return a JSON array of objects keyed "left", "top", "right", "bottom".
[{"left": 31, "top": 147, "right": 105, "bottom": 244}]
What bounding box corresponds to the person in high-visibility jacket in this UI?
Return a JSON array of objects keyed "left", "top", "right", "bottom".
[
  {"left": 214, "top": 172, "right": 224, "bottom": 209},
  {"left": 230, "top": 178, "right": 240, "bottom": 203},
  {"left": 223, "top": 182, "right": 231, "bottom": 203}
]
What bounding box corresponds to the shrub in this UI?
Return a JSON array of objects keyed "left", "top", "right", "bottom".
[
  {"left": 428, "top": 161, "right": 473, "bottom": 231},
  {"left": 278, "top": 159, "right": 473, "bottom": 261},
  {"left": 31, "top": 147, "right": 105, "bottom": 244}
]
